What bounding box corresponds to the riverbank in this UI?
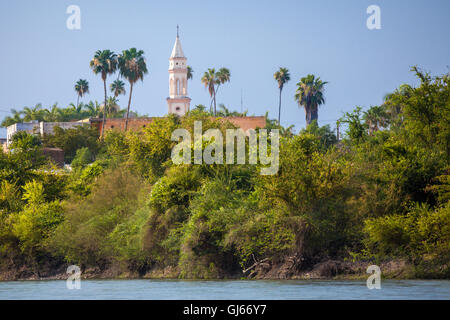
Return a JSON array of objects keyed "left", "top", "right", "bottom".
[{"left": 1, "top": 258, "right": 446, "bottom": 281}]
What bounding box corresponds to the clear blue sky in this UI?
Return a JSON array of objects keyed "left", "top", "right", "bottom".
[{"left": 1, "top": 0, "right": 449, "bottom": 138}]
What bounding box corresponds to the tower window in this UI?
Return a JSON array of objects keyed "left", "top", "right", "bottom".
[{"left": 176, "top": 107, "right": 180, "bottom": 111}]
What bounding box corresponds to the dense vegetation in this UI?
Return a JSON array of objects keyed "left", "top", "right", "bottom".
[
  {"left": 0, "top": 68, "right": 448, "bottom": 279},
  {"left": 0, "top": 101, "right": 134, "bottom": 128}
]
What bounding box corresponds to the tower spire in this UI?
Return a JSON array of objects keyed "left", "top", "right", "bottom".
[{"left": 167, "top": 26, "right": 190, "bottom": 116}]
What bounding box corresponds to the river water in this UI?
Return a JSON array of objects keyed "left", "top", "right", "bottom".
[{"left": 0, "top": 279, "right": 449, "bottom": 300}]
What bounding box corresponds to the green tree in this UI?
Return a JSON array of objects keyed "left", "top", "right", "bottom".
[
  {"left": 51, "top": 167, "right": 144, "bottom": 266},
  {"left": 10, "top": 131, "right": 41, "bottom": 149},
  {"left": 67, "top": 103, "right": 84, "bottom": 120},
  {"left": 74, "top": 79, "right": 89, "bottom": 107},
  {"left": 22, "top": 104, "right": 48, "bottom": 122},
  {"left": 90, "top": 50, "right": 118, "bottom": 138},
  {"left": 295, "top": 74, "right": 328, "bottom": 125},
  {"left": 200, "top": 68, "right": 230, "bottom": 116},
  {"left": 364, "top": 202, "right": 449, "bottom": 267},
  {"left": 0, "top": 132, "right": 45, "bottom": 187},
  {"left": 42, "top": 125, "right": 100, "bottom": 163},
  {"left": 214, "top": 68, "right": 231, "bottom": 110},
  {"left": 1, "top": 109, "right": 23, "bottom": 127},
  {"left": 274, "top": 67, "right": 290, "bottom": 124},
  {"left": 126, "top": 115, "right": 179, "bottom": 179},
  {"left": 46, "top": 103, "right": 64, "bottom": 122},
  {"left": 201, "top": 68, "right": 218, "bottom": 115},
  {"left": 187, "top": 66, "right": 193, "bottom": 81},
  {"left": 363, "top": 105, "right": 389, "bottom": 135},
  {"left": 110, "top": 79, "right": 126, "bottom": 99},
  {"left": 216, "top": 104, "right": 247, "bottom": 117},
  {"left": 13, "top": 201, "right": 63, "bottom": 256},
  {"left": 71, "top": 147, "right": 93, "bottom": 169},
  {"left": 300, "top": 120, "right": 337, "bottom": 151},
  {"left": 83, "top": 101, "right": 101, "bottom": 117},
  {"left": 104, "top": 97, "right": 120, "bottom": 117},
  {"left": 118, "top": 48, "right": 148, "bottom": 131},
  {"left": 190, "top": 104, "right": 208, "bottom": 114},
  {"left": 388, "top": 66, "right": 450, "bottom": 159},
  {"left": 340, "top": 107, "right": 368, "bottom": 142}
]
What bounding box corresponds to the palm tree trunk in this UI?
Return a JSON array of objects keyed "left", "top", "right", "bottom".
[
  {"left": 310, "top": 105, "right": 318, "bottom": 124},
  {"left": 214, "top": 85, "right": 223, "bottom": 116},
  {"left": 100, "top": 79, "right": 107, "bottom": 139},
  {"left": 77, "top": 95, "right": 80, "bottom": 108},
  {"left": 305, "top": 104, "right": 316, "bottom": 126},
  {"left": 213, "top": 90, "right": 217, "bottom": 116},
  {"left": 278, "top": 88, "right": 282, "bottom": 125},
  {"left": 125, "top": 83, "right": 133, "bottom": 131},
  {"left": 215, "top": 85, "right": 221, "bottom": 99}
]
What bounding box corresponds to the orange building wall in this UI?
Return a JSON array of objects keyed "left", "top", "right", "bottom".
[
  {"left": 92, "top": 116, "right": 266, "bottom": 136},
  {"left": 93, "top": 118, "right": 156, "bottom": 137},
  {"left": 222, "top": 116, "right": 267, "bottom": 132}
]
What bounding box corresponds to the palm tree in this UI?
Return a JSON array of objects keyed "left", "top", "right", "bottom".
[
  {"left": 187, "top": 66, "right": 193, "bottom": 81},
  {"left": 67, "top": 102, "right": 84, "bottom": 120},
  {"left": 273, "top": 67, "right": 290, "bottom": 124},
  {"left": 201, "top": 68, "right": 217, "bottom": 115},
  {"left": 46, "top": 103, "right": 63, "bottom": 122},
  {"left": 216, "top": 104, "right": 247, "bottom": 117},
  {"left": 118, "top": 48, "right": 148, "bottom": 131},
  {"left": 104, "top": 97, "right": 120, "bottom": 116},
  {"left": 215, "top": 68, "right": 231, "bottom": 106},
  {"left": 22, "top": 104, "right": 47, "bottom": 122},
  {"left": 90, "top": 50, "right": 118, "bottom": 138},
  {"left": 83, "top": 101, "right": 101, "bottom": 117},
  {"left": 217, "top": 104, "right": 231, "bottom": 117},
  {"left": 110, "top": 79, "right": 126, "bottom": 98},
  {"left": 363, "top": 105, "right": 389, "bottom": 135},
  {"left": 1, "top": 108, "right": 23, "bottom": 127},
  {"left": 294, "top": 74, "right": 328, "bottom": 125},
  {"left": 74, "top": 79, "right": 89, "bottom": 107},
  {"left": 383, "top": 83, "right": 412, "bottom": 125}
]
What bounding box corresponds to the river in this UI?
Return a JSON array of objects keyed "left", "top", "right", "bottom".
[{"left": 0, "top": 279, "right": 449, "bottom": 299}]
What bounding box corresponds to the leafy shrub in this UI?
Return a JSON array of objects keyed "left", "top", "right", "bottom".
[
  {"left": 12, "top": 180, "right": 63, "bottom": 255},
  {"left": 42, "top": 125, "right": 100, "bottom": 163},
  {"left": 71, "top": 147, "right": 92, "bottom": 168},
  {"left": 363, "top": 202, "right": 450, "bottom": 261},
  {"left": 51, "top": 167, "right": 146, "bottom": 266}
]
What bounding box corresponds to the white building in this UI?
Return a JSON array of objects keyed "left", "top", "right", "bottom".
[
  {"left": 167, "top": 27, "right": 191, "bottom": 116},
  {"left": 6, "top": 121, "right": 40, "bottom": 145},
  {"left": 6, "top": 120, "right": 86, "bottom": 145}
]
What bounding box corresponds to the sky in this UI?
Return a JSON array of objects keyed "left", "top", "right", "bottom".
[{"left": 0, "top": 0, "right": 449, "bottom": 138}]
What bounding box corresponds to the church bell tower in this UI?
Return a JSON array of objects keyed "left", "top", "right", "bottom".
[{"left": 167, "top": 26, "right": 191, "bottom": 116}]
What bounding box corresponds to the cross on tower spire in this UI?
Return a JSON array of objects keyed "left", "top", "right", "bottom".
[{"left": 176, "top": 24, "right": 179, "bottom": 38}]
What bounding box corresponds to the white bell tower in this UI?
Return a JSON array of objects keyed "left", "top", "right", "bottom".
[{"left": 167, "top": 25, "right": 191, "bottom": 116}]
